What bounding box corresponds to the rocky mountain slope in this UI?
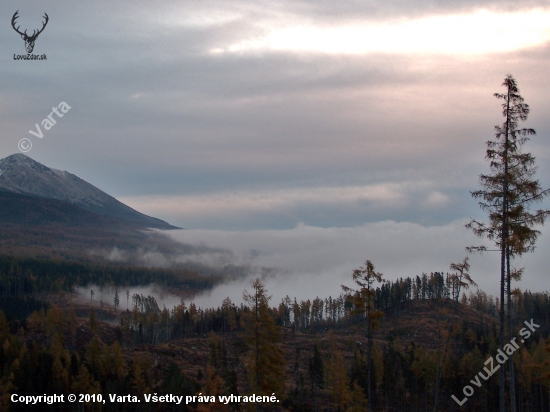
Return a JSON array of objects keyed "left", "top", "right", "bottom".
[{"left": 0, "top": 153, "right": 178, "bottom": 230}]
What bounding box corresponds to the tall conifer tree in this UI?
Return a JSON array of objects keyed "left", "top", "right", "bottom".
[
  {"left": 342, "top": 260, "right": 384, "bottom": 411},
  {"left": 242, "top": 279, "right": 285, "bottom": 410},
  {"left": 467, "top": 75, "right": 549, "bottom": 412}
]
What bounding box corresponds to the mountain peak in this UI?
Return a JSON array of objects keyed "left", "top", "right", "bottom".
[
  {"left": 0, "top": 153, "right": 179, "bottom": 230},
  {"left": 2, "top": 153, "right": 31, "bottom": 161},
  {"left": 2, "top": 153, "right": 28, "bottom": 161},
  {"left": 0, "top": 153, "right": 48, "bottom": 167},
  {"left": 0, "top": 153, "right": 51, "bottom": 173}
]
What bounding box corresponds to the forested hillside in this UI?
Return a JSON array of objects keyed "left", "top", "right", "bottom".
[{"left": 0, "top": 266, "right": 549, "bottom": 411}]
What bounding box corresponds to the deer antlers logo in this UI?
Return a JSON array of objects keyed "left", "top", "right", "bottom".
[{"left": 11, "top": 11, "right": 49, "bottom": 54}]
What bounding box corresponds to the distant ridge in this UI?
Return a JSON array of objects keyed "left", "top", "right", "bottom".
[
  {"left": 0, "top": 153, "right": 179, "bottom": 230},
  {"left": 0, "top": 190, "right": 127, "bottom": 227}
]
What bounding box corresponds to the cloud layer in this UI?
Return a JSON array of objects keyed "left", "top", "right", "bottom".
[
  {"left": 166, "top": 222, "right": 550, "bottom": 307},
  {"left": 1, "top": 1, "right": 550, "bottom": 301}
]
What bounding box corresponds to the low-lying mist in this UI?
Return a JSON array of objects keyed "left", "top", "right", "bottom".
[
  {"left": 75, "top": 284, "right": 186, "bottom": 313},
  {"left": 166, "top": 220, "right": 550, "bottom": 308},
  {"left": 82, "top": 220, "right": 550, "bottom": 311}
]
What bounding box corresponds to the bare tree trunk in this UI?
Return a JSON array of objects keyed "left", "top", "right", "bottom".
[
  {"left": 367, "top": 287, "right": 372, "bottom": 412},
  {"left": 433, "top": 306, "right": 442, "bottom": 412},
  {"left": 255, "top": 293, "right": 259, "bottom": 412},
  {"left": 507, "top": 247, "right": 517, "bottom": 412},
  {"left": 499, "top": 85, "right": 511, "bottom": 412}
]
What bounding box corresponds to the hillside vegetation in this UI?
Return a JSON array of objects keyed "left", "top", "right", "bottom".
[{"left": 1, "top": 264, "right": 549, "bottom": 411}]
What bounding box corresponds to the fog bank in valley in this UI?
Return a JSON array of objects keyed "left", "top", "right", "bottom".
[{"left": 167, "top": 221, "right": 550, "bottom": 308}]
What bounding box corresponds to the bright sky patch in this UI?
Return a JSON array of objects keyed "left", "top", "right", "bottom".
[{"left": 212, "top": 8, "right": 550, "bottom": 55}]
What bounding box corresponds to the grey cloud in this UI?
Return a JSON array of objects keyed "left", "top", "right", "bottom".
[
  {"left": 253, "top": 0, "right": 550, "bottom": 22},
  {"left": 1, "top": 0, "right": 549, "bottom": 232},
  {"left": 1, "top": 0, "right": 549, "bottom": 309}
]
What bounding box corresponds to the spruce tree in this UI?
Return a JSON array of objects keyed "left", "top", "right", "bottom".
[
  {"left": 242, "top": 279, "right": 285, "bottom": 410},
  {"left": 114, "top": 290, "right": 120, "bottom": 311},
  {"left": 467, "top": 75, "right": 549, "bottom": 412},
  {"left": 308, "top": 342, "right": 324, "bottom": 411},
  {"left": 326, "top": 330, "right": 351, "bottom": 411}
]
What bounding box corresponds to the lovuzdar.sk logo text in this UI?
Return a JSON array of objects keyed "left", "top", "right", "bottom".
[{"left": 11, "top": 10, "right": 48, "bottom": 60}]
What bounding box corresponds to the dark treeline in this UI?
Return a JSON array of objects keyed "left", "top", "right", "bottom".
[
  {"left": 0, "top": 296, "right": 49, "bottom": 325},
  {"left": 124, "top": 272, "right": 549, "bottom": 341},
  {"left": 0, "top": 255, "right": 220, "bottom": 296}
]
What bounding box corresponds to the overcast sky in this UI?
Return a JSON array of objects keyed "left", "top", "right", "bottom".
[{"left": 2, "top": 0, "right": 550, "bottom": 301}]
